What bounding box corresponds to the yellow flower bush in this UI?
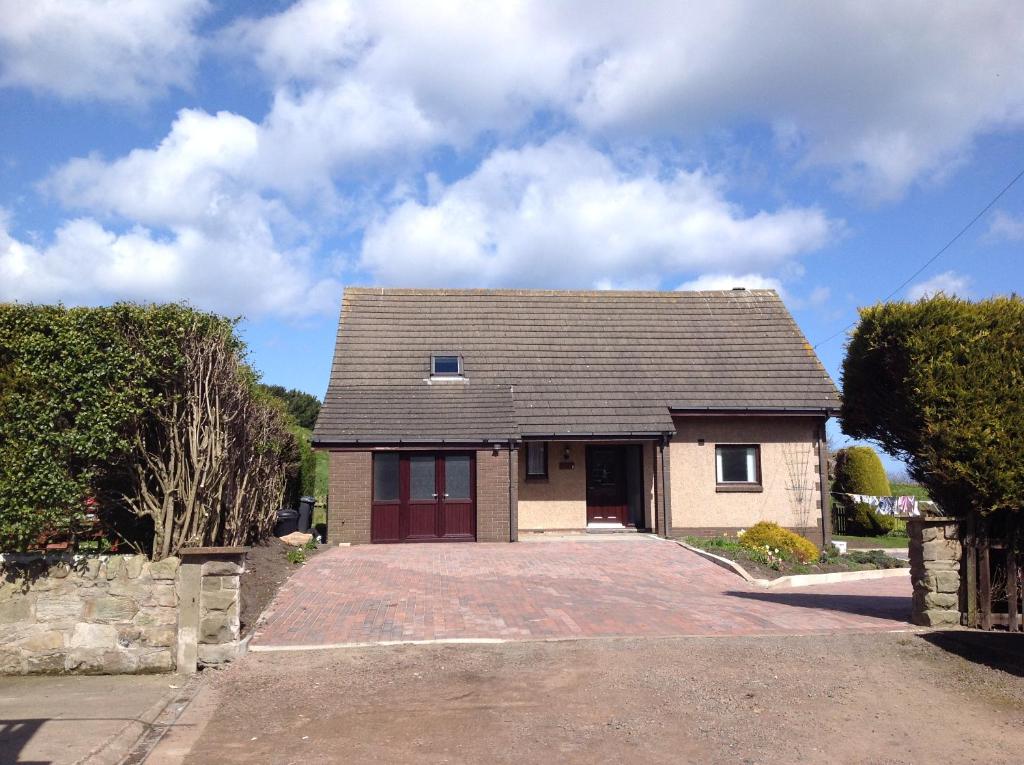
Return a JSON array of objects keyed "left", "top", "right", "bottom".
[{"left": 739, "top": 522, "right": 819, "bottom": 563}]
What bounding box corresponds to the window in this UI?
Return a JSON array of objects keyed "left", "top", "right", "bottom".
[
  {"left": 431, "top": 355, "right": 462, "bottom": 376},
  {"left": 373, "top": 453, "right": 399, "bottom": 502},
  {"left": 715, "top": 445, "right": 760, "bottom": 485},
  {"left": 525, "top": 442, "right": 548, "bottom": 479},
  {"left": 409, "top": 454, "right": 436, "bottom": 499},
  {"left": 445, "top": 455, "right": 471, "bottom": 500}
]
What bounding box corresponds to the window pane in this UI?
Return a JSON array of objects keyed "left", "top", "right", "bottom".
[
  {"left": 717, "top": 446, "right": 757, "bottom": 483},
  {"left": 445, "top": 455, "right": 471, "bottom": 500},
  {"left": 432, "top": 356, "right": 460, "bottom": 375},
  {"left": 373, "top": 453, "right": 399, "bottom": 502},
  {"left": 410, "top": 454, "right": 436, "bottom": 499},
  {"left": 526, "top": 443, "right": 546, "bottom": 476}
]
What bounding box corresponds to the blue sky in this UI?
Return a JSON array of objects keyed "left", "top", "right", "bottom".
[{"left": 2, "top": 1, "right": 1024, "bottom": 471}]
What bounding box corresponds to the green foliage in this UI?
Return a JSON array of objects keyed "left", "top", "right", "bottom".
[
  {"left": 841, "top": 295, "right": 1024, "bottom": 518},
  {"left": 314, "top": 448, "right": 328, "bottom": 502},
  {"left": 260, "top": 385, "right": 321, "bottom": 429},
  {"left": 0, "top": 303, "right": 302, "bottom": 554},
  {"left": 740, "top": 521, "right": 819, "bottom": 563},
  {"left": 0, "top": 304, "right": 194, "bottom": 548},
  {"left": 286, "top": 547, "right": 307, "bottom": 564},
  {"left": 847, "top": 501, "right": 888, "bottom": 536},
  {"left": 845, "top": 549, "right": 908, "bottom": 569},
  {"left": 684, "top": 536, "right": 743, "bottom": 552},
  {"left": 280, "top": 426, "right": 316, "bottom": 508},
  {"left": 744, "top": 543, "right": 787, "bottom": 570},
  {"left": 890, "top": 482, "right": 930, "bottom": 501},
  {"left": 834, "top": 446, "right": 891, "bottom": 496}
]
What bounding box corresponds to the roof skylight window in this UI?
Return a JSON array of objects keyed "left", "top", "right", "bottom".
[{"left": 431, "top": 355, "right": 463, "bottom": 376}]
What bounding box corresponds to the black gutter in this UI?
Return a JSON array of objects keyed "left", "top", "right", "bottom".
[
  {"left": 314, "top": 432, "right": 670, "bottom": 447},
  {"left": 669, "top": 406, "right": 838, "bottom": 416}
]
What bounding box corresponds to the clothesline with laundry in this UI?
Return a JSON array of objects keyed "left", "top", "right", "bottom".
[{"left": 831, "top": 492, "right": 922, "bottom": 517}]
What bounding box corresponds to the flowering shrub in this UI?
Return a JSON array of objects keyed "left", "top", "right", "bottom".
[
  {"left": 739, "top": 522, "right": 819, "bottom": 563},
  {"left": 745, "top": 544, "right": 787, "bottom": 571}
]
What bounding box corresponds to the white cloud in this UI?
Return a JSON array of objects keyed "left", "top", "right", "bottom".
[
  {"left": 0, "top": 211, "right": 338, "bottom": 320},
  {"left": 987, "top": 210, "right": 1024, "bottom": 242},
  {"left": 907, "top": 270, "right": 971, "bottom": 301},
  {"left": 677, "top": 274, "right": 783, "bottom": 292},
  {"left": 49, "top": 110, "right": 263, "bottom": 227},
  {"left": 227, "top": 0, "right": 1024, "bottom": 200},
  {"left": 360, "top": 138, "right": 835, "bottom": 287},
  {"left": 0, "top": 0, "right": 209, "bottom": 102}
]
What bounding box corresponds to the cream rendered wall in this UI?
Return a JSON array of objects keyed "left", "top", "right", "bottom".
[
  {"left": 517, "top": 441, "right": 587, "bottom": 530},
  {"left": 517, "top": 441, "right": 657, "bottom": 531},
  {"left": 669, "top": 417, "right": 822, "bottom": 534}
]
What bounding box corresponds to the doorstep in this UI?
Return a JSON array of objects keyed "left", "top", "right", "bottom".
[{"left": 519, "top": 532, "right": 661, "bottom": 543}]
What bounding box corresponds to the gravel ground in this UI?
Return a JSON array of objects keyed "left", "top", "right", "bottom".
[{"left": 178, "top": 631, "right": 1024, "bottom": 764}]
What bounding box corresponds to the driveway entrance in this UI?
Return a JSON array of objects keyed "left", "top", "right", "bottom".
[{"left": 251, "top": 538, "right": 911, "bottom": 649}]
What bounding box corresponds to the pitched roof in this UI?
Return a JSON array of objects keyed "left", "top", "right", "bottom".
[{"left": 314, "top": 287, "right": 839, "bottom": 444}]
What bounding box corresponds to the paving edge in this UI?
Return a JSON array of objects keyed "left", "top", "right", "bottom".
[
  {"left": 247, "top": 628, "right": 924, "bottom": 653},
  {"left": 675, "top": 541, "right": 911, "bottom": 588}
]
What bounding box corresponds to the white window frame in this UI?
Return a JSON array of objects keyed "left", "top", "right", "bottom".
[
  {"left": 715, "top": 444, "right": 761, "bottom": 485},
  {"left": 430, "top": 354, "right": 464, "bottom": 378}
]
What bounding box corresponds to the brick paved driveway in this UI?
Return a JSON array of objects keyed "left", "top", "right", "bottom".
[{"left": 251, "top": 538, "right": 912, "bottom": 649}]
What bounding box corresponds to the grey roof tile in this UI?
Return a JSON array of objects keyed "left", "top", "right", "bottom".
[{"left": 314, "top": 288, "right": 839, "bottom": 443}]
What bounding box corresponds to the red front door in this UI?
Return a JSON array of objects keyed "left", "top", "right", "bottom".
[
  {"left": 586, "top": 446, "right": 629, "bottom": 524},
  {"left": 372, "top": 452, "right": 476, "bottom": 543}
]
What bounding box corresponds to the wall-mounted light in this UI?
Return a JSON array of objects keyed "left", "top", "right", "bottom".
[
  {"left": 698, "top": 438, "right": 705, "bottom": 446},
  {"left": 562, "top": 445, "right": 571, "bottom": 461}
]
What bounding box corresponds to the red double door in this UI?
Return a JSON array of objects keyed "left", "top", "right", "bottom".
[{"left": 372, "top": 452, "right": 476, "bottom": 543}]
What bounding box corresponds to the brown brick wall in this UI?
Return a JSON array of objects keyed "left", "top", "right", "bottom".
[
  {"left": 327, "top": 450, "right": 372, "bottom": 545},
  {"left": 476, "top": 448, "right": 512, "bottom": 542}
]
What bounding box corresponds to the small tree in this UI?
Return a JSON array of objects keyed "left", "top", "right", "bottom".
[
  {"left": 259, "top": 385, "right": 321, "bottom": 430},
  {"left": 833, "top": 446, "right": 891, "bottom": 496},
  {"left": 840, "top": 295, "right": 1024, "bottom": 519}
]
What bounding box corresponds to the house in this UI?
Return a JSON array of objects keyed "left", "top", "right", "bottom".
[{"left": 313, "top": 287, "right": 840, "bottom": 545}]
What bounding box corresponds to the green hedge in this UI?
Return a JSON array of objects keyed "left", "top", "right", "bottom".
[
  {"left": 834, "top": 446, "right": 891, "bottom": 496},
  {"left": 841, "top": 295, "right": 1024, "bottom": 518},
  {"left": 0, "top": 303, "right": 300, "bottom": 555}
]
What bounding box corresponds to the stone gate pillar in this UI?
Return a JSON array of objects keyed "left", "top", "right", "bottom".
[
  {"left": 176, "top": 547, "right": 247, "bottom": 674},
  {"left": 908, "top": 518, "right": 961, "bottom": 626}
]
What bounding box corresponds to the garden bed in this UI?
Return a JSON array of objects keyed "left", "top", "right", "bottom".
[
  {"left": 683, "top": 536, "right": 909, "bottom": 580},
  {"left": 240, "top": 537, "right": 324, "bottom": 636}
]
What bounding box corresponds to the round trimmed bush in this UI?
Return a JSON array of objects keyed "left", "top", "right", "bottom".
[
  {"left": 834, "top": 446, "right": 891, "bottom": 496},
  {"left": 740, "top": 521, "right": 819, "bottom": 563},
  {"left": 846, "top": 501, "right": 887, "bottom": 536}
]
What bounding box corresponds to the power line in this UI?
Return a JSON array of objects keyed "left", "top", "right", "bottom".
[{"left": 812, "top": 165, "right": 1024, "bottom": 349}]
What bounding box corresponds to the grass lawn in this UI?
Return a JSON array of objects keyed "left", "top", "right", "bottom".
[
  {"left": 891, "top": 482, "right": 930, "bottom": 500},
  {"left": 834, "top": 534, "right": 909, "bottom": 549}
]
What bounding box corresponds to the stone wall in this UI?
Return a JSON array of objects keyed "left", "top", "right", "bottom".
[
  {"left": 908, "top": 518, "right": 962, "bottom": 627},
  {"left": 0, "top": 548, "right": 248, "bottom": 675},
  {"left": 0, "top": 554, "right": 179, "bottom": 675}
]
